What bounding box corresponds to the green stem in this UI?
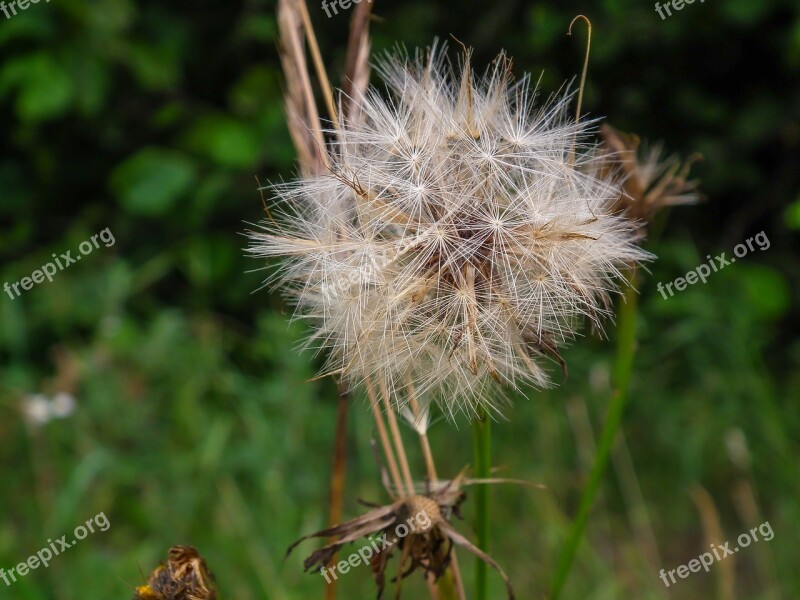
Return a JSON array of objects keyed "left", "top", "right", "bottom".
[
  {"left": 437, "top": 569, "right": 460, "bottom": 600},
  {"left": 472, "top": 406, "right": 492, "bottom": 600},
  {"left": 550, "top": 272, "right": 639, "bottom": 599}
]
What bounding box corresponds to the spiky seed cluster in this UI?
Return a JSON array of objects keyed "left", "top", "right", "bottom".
[{"left": 249, "top": 47, "right": 650, "bottom": 418}]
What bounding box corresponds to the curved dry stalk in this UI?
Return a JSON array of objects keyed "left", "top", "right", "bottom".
[
  {"left": 567, "top": 15, "right": 592, "bottom": 125},
  {"left": 691, "top": 486, "right": 736, "bottom": 600},
  {"left": 407, "top": 383, "right": 466, "bottom": 600},
  {"left": 366, "top": 376, "right": 404, "bottom": 497},
  {"left": 295, "top": 0, "right": 340, "bottom": 130},
  {"left": 437, "top": 521, "right": 515, "bottom": 600},
  {"left": 567, "top": 14, "right": 592, "bottom": 166}
]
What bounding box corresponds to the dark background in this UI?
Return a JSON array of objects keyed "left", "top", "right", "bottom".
[{"left": 0, "top": 0, "right": 798, "bottom": 598}]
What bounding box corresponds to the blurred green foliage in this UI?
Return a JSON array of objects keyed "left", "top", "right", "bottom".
[{"left": 0, "top": 0, "right": 798, "bottom": 598}]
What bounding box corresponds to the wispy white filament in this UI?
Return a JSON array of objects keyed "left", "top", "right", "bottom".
[{"left": 248, "top": 45, "right": 650, "bottom": 419}]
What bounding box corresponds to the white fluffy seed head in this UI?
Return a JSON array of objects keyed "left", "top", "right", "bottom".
[{"left": 248, "top": 45, "right": 651, "bottom": 420}]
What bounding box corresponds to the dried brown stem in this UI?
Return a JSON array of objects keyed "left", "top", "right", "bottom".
[
  {"left": 277, "top": 0, "right": 329, "bottom": 173},
  {"left": 365, "top": 376, "right": 404, "bottom": 497},
  {"left": 378, "top": 379, "right": 415, "bottom": 496},
  {"left": 296, "top": 0, "right": 340, "bottom": 130},
  {"left": 341, "top": 0, "right": 373, "bottom": 121}
]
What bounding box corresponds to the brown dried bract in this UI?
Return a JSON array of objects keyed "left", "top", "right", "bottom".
[
  {"left": 599, "top": 123, "right": 702, "bottom": 225},
  {"left": 287, "top": 470, "right": 515, "bottom": 599},
  {"left": 133, "top": 545, "right": 217, "bottom": 600}
]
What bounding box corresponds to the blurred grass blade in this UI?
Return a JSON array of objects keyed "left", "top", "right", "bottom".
[
  {"left": 550, "top": 273, "right": 639, "bottom": 599},
  {"left": 472, "top": 407, "right": 492, "bottom": 600},
  {"left": 325, "top": 383, "right": 350, "bottom": 600}
]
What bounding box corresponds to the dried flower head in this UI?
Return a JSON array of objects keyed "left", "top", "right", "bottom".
[
  {"left": 248, "top": 45, "right": 650, "bottom": 418},
  {"left": 598, "top": 123, "right": 702, "bottom": 224},
  {"left": 287, "top": 470, "right": 516, "bottom": 599},
  {"left": 134, "top": 545, "right": 217, "bottom": 600}
]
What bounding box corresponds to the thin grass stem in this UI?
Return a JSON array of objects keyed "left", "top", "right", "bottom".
[
  {"left": 550, "top": 271, "right": 639, "bottom": 599},
  {"left": 472, "top": 406, "right": 492, "bottom": 600}
]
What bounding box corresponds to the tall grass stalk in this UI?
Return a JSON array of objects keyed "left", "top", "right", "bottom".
[{"left": 550, "top": 272, "right": 639, "bottom": 599}]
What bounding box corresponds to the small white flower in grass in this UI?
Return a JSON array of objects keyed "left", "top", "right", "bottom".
[
  {"left": 51, "top": 392, "right": 77, "bottom": 418},
  {"left": 22, "top": 394, "right": 52, "bottom": 426},
  {"left": 20, "top": 392, "right": 76, "bottom": 426},
  {"left": 248, "top": 45, "right": 651, "bottom": 419}
]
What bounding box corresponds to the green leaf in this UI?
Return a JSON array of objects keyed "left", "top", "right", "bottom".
[
  {"left": 739, "top": 265, "right": 790, "bottom": 320},
  {"left": 125, "top": 41, "right": 181, "bottom": 91},
  {"left": 64, "top": 51, "right": 110, "bottom": 117},
  {"left": 235, "top": 14, "right": 277, "bottom": 43},
  {"left": 0, "top": 12, "right": 55, "bottom": 47},
  {"left": 182, "top": 235, "right": 237, "bottom": 286},
  {"left": 184, "top": 114, "right": 262, "bottom": 169},
  {"left": 721, "top": 0, "right": 771, "bottom": 24},
  {"left": 110, "top": 147, "right": 197, "bottom": 216},
  {"left": 229, "top": 66, "right": 278, "bottom": 117},
  {"left": 0, "top": 53, "right": 74, "bottom": 122},
  {"left": 784, "top": 198, "right": 800, "bottom": 230}
]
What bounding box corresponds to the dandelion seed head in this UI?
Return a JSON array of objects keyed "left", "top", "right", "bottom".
[{"left": 249, "top": 45, "right": 651, "bottom": 419}]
